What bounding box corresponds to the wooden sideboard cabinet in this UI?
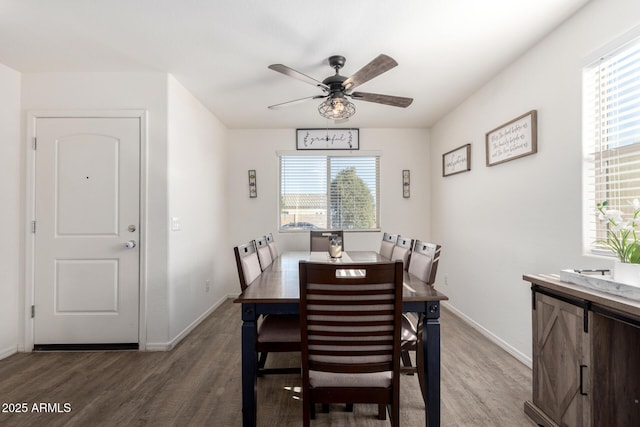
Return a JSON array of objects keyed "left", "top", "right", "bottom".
[{"left": 523, "top": 274, "right": 640, "bottom": 427}]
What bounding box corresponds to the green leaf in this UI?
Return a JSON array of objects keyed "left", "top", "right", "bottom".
[{"left": 628, "top": 243, "right": 640, "bottom": 264}]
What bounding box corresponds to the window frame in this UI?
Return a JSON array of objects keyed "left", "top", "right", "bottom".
[
  {"left": 278, "top": 151, "right": 381, "bottom": 233},
  {"left": 583, "top": 30, "right": 640, "bottom": 257}
]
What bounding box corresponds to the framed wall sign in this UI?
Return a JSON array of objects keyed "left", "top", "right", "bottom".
[
  {"left": 442, "top": 144, "right": 471, "bottom": 177},
  {"left": 296, "top": 128, "right": 359, "bottom": 150},
  {"left": 485, "top": 110, "right": 537, "bottom": 167}
]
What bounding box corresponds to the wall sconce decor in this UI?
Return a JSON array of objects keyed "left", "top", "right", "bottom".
[
  {"left": 248, "top": 170, "right": 257, "bottom": 198},
  {"left": 402, "top": 170, "right": 410, "bottom": 198}
]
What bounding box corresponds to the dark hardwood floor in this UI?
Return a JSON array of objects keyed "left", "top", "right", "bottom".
[{"left": 0, "top": 300, "right": 535, "bottom": 426}]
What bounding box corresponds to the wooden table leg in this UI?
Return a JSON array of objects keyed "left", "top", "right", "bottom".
[
  {"left": 416, "top": 313, "right": 426, "bottom": 403},
  {"left": 423, "top": 302, "right": 441, "bottom": 427},
  {"left": 241, "top": 304, "right": 258, "bottom": 427}
]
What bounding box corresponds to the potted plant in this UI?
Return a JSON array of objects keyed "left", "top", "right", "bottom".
[{"left": 597, "top": 200, "right": 640, "bottom": 285}]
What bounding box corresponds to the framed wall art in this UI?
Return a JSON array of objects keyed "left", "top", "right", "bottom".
[
  {"left": 442, "top": 144, "right": 471, "bottom": 177},
  {"left": 485, "top": 110, "right": 537, "bottom": 167},
  {"left": 296, "top": 128, "right": 359, "bottom": 150}
]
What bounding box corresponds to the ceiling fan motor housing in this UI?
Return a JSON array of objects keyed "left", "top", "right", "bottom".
[
  {"left": 328, "top": 55, "right": 346, "bottom": 70},
  {"left": 322, "top": 74, "right": 348, "bottom": 97}
]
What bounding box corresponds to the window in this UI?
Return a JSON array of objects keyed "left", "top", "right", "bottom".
[
  {"left": 584, "top": 35, "right": 640, "bottom": 255},
  {"left": 279, "top": 155, "right": 380, "bottom": 231}
]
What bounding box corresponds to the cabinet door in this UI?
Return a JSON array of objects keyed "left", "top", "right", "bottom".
[{"left": 532, "top": 292, "right": 591, "bottom": 426}]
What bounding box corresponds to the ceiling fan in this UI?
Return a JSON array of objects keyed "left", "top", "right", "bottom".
[{"left": 267, "top": 54, "right": 413, "bottom": 120}]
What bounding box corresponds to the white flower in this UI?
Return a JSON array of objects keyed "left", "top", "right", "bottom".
[
  {"left": 612, "top": 221, "right": 632, "bottom": 232},
  {"left": 602, "top": 209, "right": 623, "bottom": 222}
]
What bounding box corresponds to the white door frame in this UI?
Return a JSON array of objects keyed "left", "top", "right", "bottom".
[{"left": 23, "top": 110, "right": 148, "bottom": 351}]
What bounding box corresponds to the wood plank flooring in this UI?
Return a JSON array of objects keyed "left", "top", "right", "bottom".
[{"left": 0, "top": 300, "right": 536, "bottom": 426}]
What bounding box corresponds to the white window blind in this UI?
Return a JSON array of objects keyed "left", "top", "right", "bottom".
[
  {"left": 279, "top": 155, "right": 380, "bottom": 231},
  {"left": 584, "top": 35, "right": 640, "bottom": 254}
]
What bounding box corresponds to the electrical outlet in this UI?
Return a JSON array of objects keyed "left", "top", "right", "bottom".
[
  {"left": 205, "top": 280, "right": 210, "bottom": 292},
  {"left": 444, "top": 274, "right": 449, "bottom": 286}
]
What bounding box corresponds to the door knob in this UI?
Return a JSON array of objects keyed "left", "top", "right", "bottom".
[{"left": 124, "top": 240, "right": 137, "bottom": 249}]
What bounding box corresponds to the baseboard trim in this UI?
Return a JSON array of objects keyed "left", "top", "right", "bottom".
[
  {"left": 145, "top": 295, "right": 233, "bottom": 352},
  {"left": 0, "top": 345, "right": 17, "bottom": 361},
  {"left": 442, "top": 301, "right": 532, "bottom": 368},
  {"left": 34, "top": 343, "right": 138, "bottom": 352}
]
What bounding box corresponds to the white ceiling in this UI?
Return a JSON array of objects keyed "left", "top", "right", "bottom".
[{"left": 0, "top": 0, "right": 590, "bottom": 129}]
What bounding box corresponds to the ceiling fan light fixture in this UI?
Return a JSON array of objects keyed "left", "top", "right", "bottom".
[
  {"left": 318, "top": 97, "right": 356, "bottom": 120},
  {"left": 269, "top": 54, "right": 412, "bottom": 117}
]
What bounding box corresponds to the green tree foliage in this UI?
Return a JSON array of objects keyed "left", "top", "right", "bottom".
[{"left": 330, "top": 167, "right": 374, "bottom": 229}]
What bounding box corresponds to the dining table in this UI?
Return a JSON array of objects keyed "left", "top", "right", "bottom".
[{"left": 233, "top": 251, "right": 449, "bottom": 427}]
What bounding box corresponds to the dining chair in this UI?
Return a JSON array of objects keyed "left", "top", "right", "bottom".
[
  {"left": 309, "top": 230, "right": 344, "bottom": 252},
  {"left": 233, "top": 241, "right": 262, "bottom": 291},
  {"left": 379, "top": 232, "right": 398, "bottom": 259},
  {"left": 408, "top": 240, "right": 441, "bottom": 284},
  {"left": 390, "top": 235, "right": 413, "bottom": 268},
  {"left": 265, "top": 232, "right": 278, "bottom": 260},
  {"left": 401, "top": 240, "right": 442, "bottom": 399},
  {"left": 255, "top": 236, "right": 273, "bottom": 270},
  {"left": 233, "top": 241, "right": 300, "bottom": 375},
  {"left": 298, "top": 260, "right": 404, "bottom": 426}
]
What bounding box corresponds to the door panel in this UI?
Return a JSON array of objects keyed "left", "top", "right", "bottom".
[
  {"left": 532, "top": 292, "right": 591, "bottom": 426},
  {"left": 34, "top": 117, "right": 140, "bottom": 345},
  {"left": 55, "top": 259, "right": 119, "bottom": 312},
  {"left": 56, "top": 134, "right": 119, "bottom": 235}
]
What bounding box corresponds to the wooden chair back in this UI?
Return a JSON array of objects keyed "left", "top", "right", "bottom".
[
  {"left": 309, "top": 230, "right": 344, "bottom": 252},
  {"left": 255, "top": 236, "right": 273, "bottom": 270},
  {"left": 379, "top": 232, "right": 398, "bottom": 259},
  {"left": 233, "top": 241, "right": 261, "bottom": 291},
  {"left": 298, "top": 260, "right": 403, "bottom": 425},
  {"left": 409, "top": 240, "right": 442, "bottom": 285}
]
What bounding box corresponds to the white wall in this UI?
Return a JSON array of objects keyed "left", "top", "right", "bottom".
[
  {"left": 227, "top": 128, "right": 430, "bottom": 289},
  {"left": 430, "top": 0, "right": 640, "bottom": 365},
  {"left": 0, "top": 63, "right": 21, "bottom": 359},
  {"left": 167, "top": 75, "right": 230, "bottom": 340},
  {"left": 21, "top": 72, "right": 171, "bottom": 346}
]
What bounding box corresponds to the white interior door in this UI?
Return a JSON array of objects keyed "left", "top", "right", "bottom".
[{"left": 33, "top": 117, "right": 140, "bottom": 345}]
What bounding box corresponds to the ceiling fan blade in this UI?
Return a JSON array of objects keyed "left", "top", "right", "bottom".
[
  {"left": 350, "top": 91, "right": 413, "bottom": 108},
  {"left": 268, "top": 95, "right": 326, "bottom": 109},
  {"left": 268, "top": 64, "right": 329, "bottom": 90},
  {"left": 342, "top": 54, "right": 398, "bottom": 91}
]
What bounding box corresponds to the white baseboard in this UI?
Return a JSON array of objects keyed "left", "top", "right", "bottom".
[
  {"left": 442, "top": 301, "right": 532, "bottom": 368},
  {"left": 0, "top": 345, "right": 18, "bottom": 361},
  {"left": 145, "top": 295, "right": 234, "bottom": 352},
  {"left": 144, "top": 342, "right": 173, "bottom": 351}
]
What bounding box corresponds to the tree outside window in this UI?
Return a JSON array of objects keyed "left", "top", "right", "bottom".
[
  {"left": 330, "top": 167, "right": 375, "bottom": 229},
  {"left": 280, "top": 155, "right": 379, "bottom": 231}
]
